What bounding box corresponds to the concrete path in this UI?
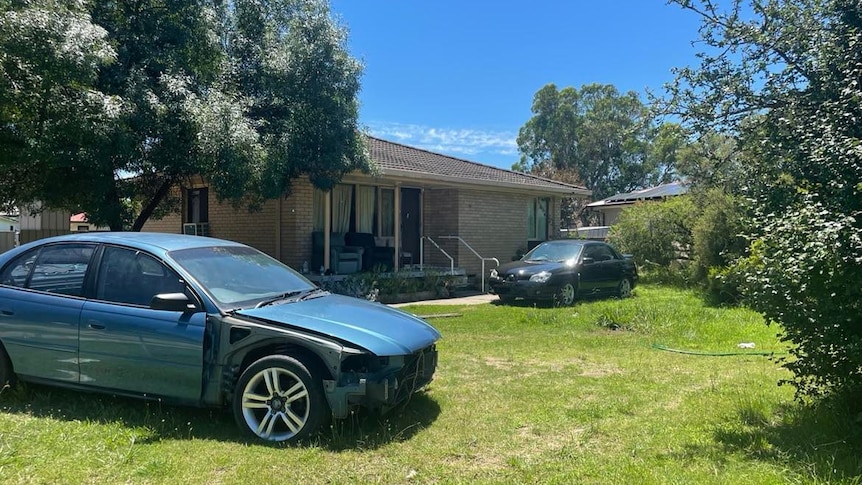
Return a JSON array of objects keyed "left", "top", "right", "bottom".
[{"left": 390, "top": 293, "right": 499, "bottom": 308}]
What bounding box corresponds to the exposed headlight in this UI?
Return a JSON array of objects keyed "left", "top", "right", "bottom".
[
  {"left": 529, "top": 270, "right": 552, "bottom": 283},
  {"left": 490, "top": 269, "right": 498, "bottom": 278}
]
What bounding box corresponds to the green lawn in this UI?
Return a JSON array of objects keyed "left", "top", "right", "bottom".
[{"left": 1, "top": 285, "right": 860, "bottom": 484}]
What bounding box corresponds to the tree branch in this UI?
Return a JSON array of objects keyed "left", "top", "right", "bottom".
[{"left": 131, "top": 177, "right": 174, "bottom": 232}]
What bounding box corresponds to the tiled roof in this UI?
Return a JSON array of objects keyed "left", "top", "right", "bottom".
[{"left": 365, "top": 136, "right": 589, "bottom": 194}]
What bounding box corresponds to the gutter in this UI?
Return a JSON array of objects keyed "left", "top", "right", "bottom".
[{"left": 376, "top": 168, "right": 592, "bottom": 197}]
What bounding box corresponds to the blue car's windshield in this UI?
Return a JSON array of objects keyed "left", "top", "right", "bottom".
[
  {"left": 169, "top": 246, "right": 315, "bottom": 309},
  {"left": 523, "top": 241, "right": 584, "bottom": 262}
]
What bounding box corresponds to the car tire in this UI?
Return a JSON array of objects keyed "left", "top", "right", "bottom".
[
  {"left": 555, "top": 282, "right": 576, "bottom": 306},
  {"left": 232, "top": 355, "right": 328, "bottom": 443},
  {"left": 0, "top": 343, "right": 15, "bottom": 390},
  {"left": 617, "top": 278, "right": 633, "bottom": 298}
]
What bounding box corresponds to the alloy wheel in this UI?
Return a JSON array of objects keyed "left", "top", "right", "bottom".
[{"left": 240, "top": 367, "right": 311, "bottom": 441}]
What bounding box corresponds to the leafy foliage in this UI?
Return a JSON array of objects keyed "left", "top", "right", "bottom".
[
  {"left": 668, "top": 0, "right": 862, "bottom": 397},
  {"left": 517, "top": 84, "right": 672, "bottom": 199},
  {"left": 607, "top": 195, "right": 696, "bottom": 267},
  {"left": 0, "top": 0, "right": 369, "bottom": 230},
  {"left": 516, "top": 83, "right": 679, "bottom": 225}
]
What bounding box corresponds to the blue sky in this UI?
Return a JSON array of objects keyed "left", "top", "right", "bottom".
[{"left": 329, "top": 0, "right": 705, "bottom": 169}]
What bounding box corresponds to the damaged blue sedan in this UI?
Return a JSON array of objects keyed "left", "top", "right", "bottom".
[{"left": 0, "top": 232, "right": 440, "bottom": 443}]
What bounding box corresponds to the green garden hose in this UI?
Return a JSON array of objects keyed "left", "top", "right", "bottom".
[{"left": 651, "top": 343, "right": 784, "bottom": 356}]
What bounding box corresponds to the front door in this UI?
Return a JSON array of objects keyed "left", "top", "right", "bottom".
[
  {"left": 78, "top": 246, "right": 204, "bottom": 402},
  {"left": 400, "top": 188, "right": 421, "bottom": 264}
]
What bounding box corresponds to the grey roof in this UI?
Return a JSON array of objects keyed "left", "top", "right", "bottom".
[
  {"left": 365, "top": 136, "right": 589, "bottom": 194},
  {"left": 587, "top": 182, "right": 688, "bottom": 208}
]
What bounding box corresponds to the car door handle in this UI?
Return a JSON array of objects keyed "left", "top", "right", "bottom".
[
  {"left": 87, "top": 321, "right": 106, "bottom": 330},
  {"left": 0, "top": 309, "right": 13, "bottom": 317}
]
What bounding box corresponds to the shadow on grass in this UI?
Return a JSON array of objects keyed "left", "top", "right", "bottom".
[
  {"left": 0, "top": 381, "right": 440, "bottom": 450},
  {"left": 712, "top": 395, "right": 862, "bottom": 482}
]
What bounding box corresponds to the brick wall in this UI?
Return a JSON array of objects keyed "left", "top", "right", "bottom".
[
  {"left": 455, "top": 190, "right": 530, "bottom": 278},
  {"left": 280, "top": 180, "right": 315, "bottom": 269},
  {"left": 423, "top": 188, "right": 460, "bottom": 270}
]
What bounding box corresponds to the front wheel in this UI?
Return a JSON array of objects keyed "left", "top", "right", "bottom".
[
  {"left": 617, "top": 278, "right": 633, "bottom": 298},
  {"left": 232, "top": 355, "right": 328, "bottom": 443},
  {"left": 555, "top": 282, "right": 576, "bottom": 306}
]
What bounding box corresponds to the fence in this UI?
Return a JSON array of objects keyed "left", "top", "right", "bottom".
[{"left": 0, "top": 232, "right": 14, "bottom": 253}]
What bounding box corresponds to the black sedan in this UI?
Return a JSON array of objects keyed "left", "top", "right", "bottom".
[{"left": 489, "top": 240, "right": 638, "bottom": 305}]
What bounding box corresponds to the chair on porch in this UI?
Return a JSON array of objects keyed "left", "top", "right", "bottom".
[
  {"left": 311, "top": 232, "right": 364, "bottom": 274},
  {"left": 345, "top": 232, "right": 395, "bottom": 271}
]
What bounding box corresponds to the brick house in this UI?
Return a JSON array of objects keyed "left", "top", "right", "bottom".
[{"left": 142, "top": 136, "right": 591, "bottom": 278}]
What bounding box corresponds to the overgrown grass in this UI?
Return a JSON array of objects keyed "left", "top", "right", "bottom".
[{"left": 1, "top": 285, "right": 860, "bottom": 484}]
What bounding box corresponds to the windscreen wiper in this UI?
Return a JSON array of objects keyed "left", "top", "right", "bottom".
[
  {"left": 254, "top": 290, "right": 303, "bottom": 308},
  {"left": 254, "top": 288, "right": 329, "bottom": 308}
]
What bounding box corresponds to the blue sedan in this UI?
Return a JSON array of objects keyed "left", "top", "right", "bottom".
[{"left": 0, "top": 233, "right": 441, "bottom": 443}]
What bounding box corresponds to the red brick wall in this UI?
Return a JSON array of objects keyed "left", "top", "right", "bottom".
[{"left": 280, "top": 180, "right": 315, "bottom": 269}]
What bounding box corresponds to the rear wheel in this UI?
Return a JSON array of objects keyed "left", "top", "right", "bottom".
[
  {"left": 0, "top": 344, "right": 15, "bottom": 391},
  {"left": 617, "top": 278, "right": 633, "bottom": 298},
  {"left": 555, "top": 282, "right": 576, "bottom": 306},
  {"left": 232, "top": 355, "right": 328, "bottom": 443}
]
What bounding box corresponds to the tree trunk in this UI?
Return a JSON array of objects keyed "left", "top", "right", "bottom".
[{"left": 131, "top": 178, "right": 173, "bottom": 232}]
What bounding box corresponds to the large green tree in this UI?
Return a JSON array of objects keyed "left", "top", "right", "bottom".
[
  {"left": 516, "top": 83, "right": 677, "bottom": 200},
  {"left": 669, "top": 0, "right": 862, "bottom": 398},
  {"left": 0, "top": 0, "right": 369, "bottom": 231}
]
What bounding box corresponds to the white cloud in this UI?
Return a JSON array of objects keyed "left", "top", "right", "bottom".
[{"left": 366, "top": 121, "right": 518, "bottom": 161}]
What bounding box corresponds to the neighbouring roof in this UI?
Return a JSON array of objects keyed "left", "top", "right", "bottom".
[
  {"left": 586, "top": 181, "right": 688, "bottom": 208},
  {"left": 71, "top": 212, "right": 88, "bottom": 223},
  {"left": 365, "top": 135, "right": 591, "bottom": 196}
]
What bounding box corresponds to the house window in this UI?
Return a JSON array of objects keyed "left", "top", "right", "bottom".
[
  {"left": 77, "top": 225, "right": 89, "bottom": 232},
  {"left": 312, "top": 184, "right": 396, "bottom": 237},
  {"left": 528, "top": 197, "right": 550, "bottom": 241},
  {"left": 186, "top": 188, "right": 209, "bottom": 223}
]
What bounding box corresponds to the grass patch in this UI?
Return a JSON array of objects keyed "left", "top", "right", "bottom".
[{"left": 1, "top": 284, "right": 860, "bottom": 483}]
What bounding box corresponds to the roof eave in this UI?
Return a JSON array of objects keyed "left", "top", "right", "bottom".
[{"left": 380, "top": 168, "right": 592, "bottom": 196}]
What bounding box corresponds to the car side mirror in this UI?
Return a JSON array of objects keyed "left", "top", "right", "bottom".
[
  {"left": 582, "top": 257, "right": 595, "bottom": 265},
  {"left": 151, "top": 293, "right": 196, "bottom": 312}
]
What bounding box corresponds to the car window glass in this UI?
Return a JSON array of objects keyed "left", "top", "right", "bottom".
[
  {"left": 0, "top": 249, "right": 39, "bottom": 288},
  {"left": 585, "top": 245, "right": 615, "bottom": 261},
  {"left": 97, "top": 247, "right": 188, "bottom": 306},
  {"left": 28, "top": 245, "right": 95, "bottom": 296}
]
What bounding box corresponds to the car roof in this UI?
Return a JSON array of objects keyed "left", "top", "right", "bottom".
[{"left": 20, "top": 232, "right": 245, "bottom": 254}]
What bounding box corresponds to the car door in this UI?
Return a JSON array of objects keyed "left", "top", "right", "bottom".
[
  {"left": 579, "top": 244, "right": 622, "bottom": 293},
  {"left": 591, "top": 244, "right": 624, "bottom": 292},
  {"left": 78, "top": 245, "right": 205, "bottom": 402},
  {"left": 0, "top": 243, "right": 96, "bottom": 382},
  {"left": 578, "top": 244, "right": 604, "bottom": 294}
]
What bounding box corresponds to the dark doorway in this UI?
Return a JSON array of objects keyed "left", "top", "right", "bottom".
[{"left": 400, "top": 188, "right": 421, "bottom": 264}]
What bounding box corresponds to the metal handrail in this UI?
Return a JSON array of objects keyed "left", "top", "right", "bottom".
[
  {"left": 422, "top": 236, "right": 455, "bottom": 275},
  {"left": 436, "top": 236, "right": 500, "bottom": 293}
]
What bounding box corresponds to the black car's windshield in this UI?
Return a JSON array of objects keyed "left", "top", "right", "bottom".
[
  {"left": 169, "top": 246, "right": 315, "bottom": 309},
  {"left": 523, "top": 241, "right": 584, "bottom": 262}
]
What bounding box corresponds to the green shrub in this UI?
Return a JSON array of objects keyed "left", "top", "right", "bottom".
[
  {"left": 740, "top": 203, "right": 862, "bottom": 398},
  {"left": 690, "top": 189, "right": 748, "bottom": 284},
  {"left": 608, "top": 195, "right": 696, "bottom": 267}
]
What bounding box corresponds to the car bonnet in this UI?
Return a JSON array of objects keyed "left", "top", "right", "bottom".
[{"left": 234, "top": 294, "right": 441, "bottom": 356}]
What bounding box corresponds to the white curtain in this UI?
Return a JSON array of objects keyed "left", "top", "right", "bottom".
[
  {"left": 381, "top": 189, "right": 395, "bottom": 236},
  {"left": 332, "top": 185, "right": 352, "bottom": 233},
  {"left": 312, "top": 189, "right": 325, "bottom": 232},
  {"left": 356, "top": 186, "right": 376, "bottom": 233}
]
